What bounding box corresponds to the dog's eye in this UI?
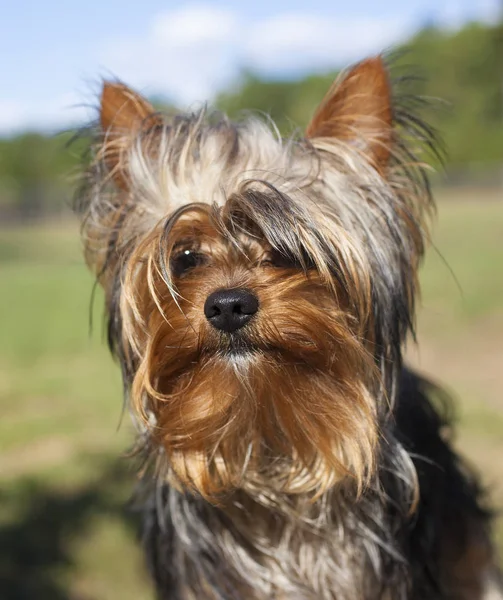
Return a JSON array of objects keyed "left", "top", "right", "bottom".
[
  {"left": 171, "top": 250, "right": 207, "bottom": 277},
  {"left": 263, "top": 249, "right": 314, "bottom": 270}
]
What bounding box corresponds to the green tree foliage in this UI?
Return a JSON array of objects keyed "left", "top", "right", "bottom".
[
  {"left": 399, "top": 23, "right": 503, "bottom": 168},
  {"left": 217, "top": 23, "right": 503, "bottom": 170},
  {"left": 216, "top": 71, "right": 336, "bottom": 134},
  {"left": 0, "top": 132, "right": 86, "bottom": 216},
  {"left": 0, "top": 21, "right": 501, "bottom": 217}
]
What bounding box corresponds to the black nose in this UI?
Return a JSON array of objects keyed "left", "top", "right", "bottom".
[{"left": 204, "top": 288, "right": 259, "bottom": 333}]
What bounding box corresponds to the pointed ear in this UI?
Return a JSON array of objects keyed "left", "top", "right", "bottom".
[
  {"left": 99, "top": 82, "right": 162, "bottom": 188},
  {"left": 306, "top": 57, "right": 392, "bottom": 172}
]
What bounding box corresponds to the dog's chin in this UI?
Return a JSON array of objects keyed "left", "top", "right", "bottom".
[
  {"left": 222, "top": 335, "right": 258, "bottom": 360},
  {"left": 147, "top": 327, "right": 377, "bottom": 501},
  {"left": 218, "top": 332, "right": 317, "bottom": 364}
]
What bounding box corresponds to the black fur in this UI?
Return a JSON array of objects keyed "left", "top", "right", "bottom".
[{"left": 140, "top": 369, "right": 493, "bottom": 600}]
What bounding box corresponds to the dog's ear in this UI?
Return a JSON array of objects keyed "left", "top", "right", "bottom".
[
  {"left": 306, "top": 57, "right": 392, "bottom": 172},
  {"left": 100, "top": 82, "right": 162, "bottom": 188}
]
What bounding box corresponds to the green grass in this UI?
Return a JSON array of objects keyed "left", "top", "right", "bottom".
[
  {"left": 0, "top": 222, "right": 150, "bottom": 598},
  {"left": 0, "top": 193, "right": 502, "bottom": 598},
  {"left": 420, "top": 197, "right": 503, "bottom": 323}
]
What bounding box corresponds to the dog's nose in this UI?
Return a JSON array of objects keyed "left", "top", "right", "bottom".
[{"left": 204, "top": 289, "right": 259, "bottom": 333}]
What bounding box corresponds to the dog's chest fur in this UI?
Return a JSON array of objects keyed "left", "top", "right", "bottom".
[{"left": 141, "top": 370, "right": 497, "bottom": 600}]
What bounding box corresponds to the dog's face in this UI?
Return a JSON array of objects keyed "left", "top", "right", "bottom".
[
  {"left": 122, "top": 200, "right": 377, "bottom": 499},
  {"left": 79, "top": 57, "right": 433, "bottom": 501}
]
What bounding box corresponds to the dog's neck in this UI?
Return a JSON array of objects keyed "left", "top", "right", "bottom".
[{"left": 153, "top": 458, "right": 406, "bottom": 600}]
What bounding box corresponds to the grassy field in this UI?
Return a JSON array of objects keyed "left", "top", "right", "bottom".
[{"left": 1, "top": 190, "right": 502, "bottom": 599}]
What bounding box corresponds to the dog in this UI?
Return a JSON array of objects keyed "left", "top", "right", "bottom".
[{"left": 75, "top": 56, "right": 502, "bottom": 599}]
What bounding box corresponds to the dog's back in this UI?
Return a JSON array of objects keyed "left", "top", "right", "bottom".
[{"left": 393, "top": 369, "right": 501, "bottom": 599}]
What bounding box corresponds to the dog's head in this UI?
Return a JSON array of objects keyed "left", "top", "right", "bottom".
[{"left": 78, "top": 57, "right": 435, "bottom": 501}]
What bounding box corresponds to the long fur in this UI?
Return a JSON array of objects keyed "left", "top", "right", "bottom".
[
  {"left": 75, "top": 57, "right": 502, "bottom": 599},
  {"left": 139, "top": 370, "right": 496, "bottom": 600}
]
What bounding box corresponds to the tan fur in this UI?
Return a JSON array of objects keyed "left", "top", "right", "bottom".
[
  {"left": 75, "top": 56, "right": 501, "bottom": 599},
  {"left": 307, "top": 57, "right": 393, "bottom": 171}
]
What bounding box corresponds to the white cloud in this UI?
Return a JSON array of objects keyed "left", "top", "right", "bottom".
[
  {"left": 2, "top": 1, "right": 500, "bottom": 133},
  {"left": 98, "top": 4, "right": 418, "bottom": 108},
  {"left": 476, "top": 0, "right": 501, "bottom": 23},
  {"left": 151, "top": 5, "right": 237, "bottom": 48},
  {"left": 436, "top": 0, "right": 500, "bottom": 29},
  {"left": 245, "top": 13, "right": 414, "bottom": 74},
  {"left": 100, "top": 4, "right": 240, "bottom": 106},
  {"left": 0, "top": 101, "right": 26, "bottom": 133},
  {"left": 0, "top": 93, "right": 90, "bottom": 136}
]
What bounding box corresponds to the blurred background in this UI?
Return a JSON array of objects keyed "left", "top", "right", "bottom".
[{"left": 0, "top": 1, "right": 502, "bottom": 598}]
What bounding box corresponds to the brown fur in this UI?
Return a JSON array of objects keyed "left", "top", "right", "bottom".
[
  {"left": 121, "top": 205, "right": 377, "bottom": 501},
  {"left": 75, "top": 56, "right": 502, "bottom": 599}
]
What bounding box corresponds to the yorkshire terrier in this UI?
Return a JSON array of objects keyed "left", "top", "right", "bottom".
[{"left": 75, "top": 56, "right": 502, "bottom": 599}]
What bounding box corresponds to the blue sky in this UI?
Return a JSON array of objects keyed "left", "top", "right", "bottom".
[{"left": 0, "top": 0, "right": 499, "bottom": 134}]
